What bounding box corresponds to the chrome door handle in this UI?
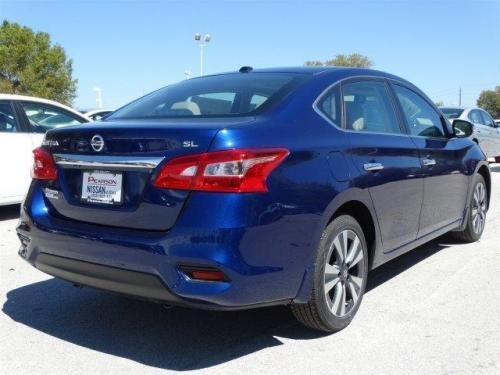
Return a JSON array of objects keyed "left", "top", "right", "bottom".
[
  {"left": 421, "top": 158, "right": 436, "bottom": 166},
  {"left": 363, "top": 162, "right": 384, "bottom": 172}
]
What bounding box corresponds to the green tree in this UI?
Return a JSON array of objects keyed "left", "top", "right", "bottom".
[
  {"left": 435, "top": 100, "right": 444, "bottom": 107},
  {"left": 305, "top": 53, "right": 373, "bottom": 68},
  {"left": 477, "top": 86, "right": 500, "bottom": 118},
  {"left": 0, "top": 20, "right": 77, "bottom": 105}
]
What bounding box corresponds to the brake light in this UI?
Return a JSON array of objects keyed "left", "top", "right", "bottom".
[
  {"left": 153, "top": 148, "right": 289, "bottom": 192},
  {"left": 32, "top": 147, "right": 57, "bottom": 180}
]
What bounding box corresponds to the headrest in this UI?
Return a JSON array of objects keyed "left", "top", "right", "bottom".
[{"left": 171, "top": 101, "right": 201, "bottom": 115}]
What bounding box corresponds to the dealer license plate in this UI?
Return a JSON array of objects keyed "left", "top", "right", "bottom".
[{"left": 81, "top": 170, "right": 123, "bottom": 205}]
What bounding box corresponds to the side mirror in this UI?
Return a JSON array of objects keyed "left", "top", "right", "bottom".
[{"left": 452, "top": 119, "right": 474, "bottom": 138}]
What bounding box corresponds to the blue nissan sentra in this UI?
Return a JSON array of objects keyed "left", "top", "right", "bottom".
[{"left": 17, "top": 67, "right": 490, "bottom": 332}]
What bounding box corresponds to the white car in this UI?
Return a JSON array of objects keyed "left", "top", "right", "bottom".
[
  {"left": 83, "top": 109, "right": 114, "bottom": 121},
  {"left": 0, "top": 94, "right": 90, "bottom": 205},
  {"left": 440, "top": 107, "right": 500, "bottom": 162}
]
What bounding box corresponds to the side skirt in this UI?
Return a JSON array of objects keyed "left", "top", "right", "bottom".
[{"left": 371, "top": 219, "right": 462, "bottom": 269}]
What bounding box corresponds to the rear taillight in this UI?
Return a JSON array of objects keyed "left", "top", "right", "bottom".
[
  {"left": 32, "top": 147, "right": 57, "bottom": 180},
  {"left": 153, "top": 148, "right": 289, "bottom": 193}
]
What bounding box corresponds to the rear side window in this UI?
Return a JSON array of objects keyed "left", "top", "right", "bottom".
[
  {"left": 108, "top": 73, "right": 309, "bottom": 120},
  {"left": 468, "top": 110, "right": 483, "bottom": 125},
  {"left": 342, "top": 80, "right": 401, "bottom": 134},
  {"left": 317, "top": 86, "right": 341, "bottom": 125},
  {"left": 0, "top": 101, "right": 20, "bottom": 132},
  {"left": 393, "top": 85, "right": 446, "bottom": 138},
  {"left": 21, "top": 102, "right": 85, "bottom": 133}
]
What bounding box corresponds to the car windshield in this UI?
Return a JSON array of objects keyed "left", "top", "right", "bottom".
[
  {"left": 108, "top": 73, "right": 309, "bottom": 120},
  {"left": 440, "top": 108, "right": 464, "bottom": 119}
]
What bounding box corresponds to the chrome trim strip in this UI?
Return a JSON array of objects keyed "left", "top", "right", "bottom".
[
  {"left": 53, "top": 154, "right": 164, "bottom": 171},
  {"left": 311, "top": 75, "right": 411, "bottom": 138}
]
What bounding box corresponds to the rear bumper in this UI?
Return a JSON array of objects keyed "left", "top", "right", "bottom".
[
  {"left": 34, "top": 253, "right": 182, "bottom": 304},
  {"left": 17, "top": 182, "right": 317, "bottom": 310}
]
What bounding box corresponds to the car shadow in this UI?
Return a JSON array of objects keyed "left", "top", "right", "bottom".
[
  {"left": 0, "top": 204, "right": 20, "bottom": 221},
  {"left": 2, "top": 235, "right": 454, "bottom": 370}
]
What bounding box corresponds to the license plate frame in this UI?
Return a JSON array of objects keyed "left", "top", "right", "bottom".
[{"left": 81, "top": 170, "right": 123, "bottom": 205}]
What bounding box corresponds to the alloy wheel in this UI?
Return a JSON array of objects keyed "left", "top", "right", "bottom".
[
  {"left": 323, "top": 229, "right": 365, "bottom": 317},
  {"left": 471, "top": 182, "right": 487, "bottom": 234}
]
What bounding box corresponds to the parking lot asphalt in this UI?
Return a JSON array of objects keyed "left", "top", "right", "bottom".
[{"left": 1, "top": 165, "right": 500, "bottom": 374}]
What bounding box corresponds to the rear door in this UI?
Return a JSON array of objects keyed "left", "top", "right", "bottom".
[
  {"left": 0, "top": 100, "right": 34, "bottom": 204},
  {"left": 340, "top": 78, "right": 423, "bottom": 252},
  {"left": 390, "top": 83, "right": 469, "bottom": 236}
]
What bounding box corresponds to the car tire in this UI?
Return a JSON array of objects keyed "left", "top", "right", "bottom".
[
  {"left": 452, "top": 174, "right": 488, "bottom": 243},
  {"left": 291, "top": 215, "right": 368, "bottom": 332}
]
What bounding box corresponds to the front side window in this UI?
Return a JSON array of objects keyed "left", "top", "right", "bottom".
[
  {"left": 21, "top": 102, "right": 85, "bottom": 133},
  {"left": 342, "top": 80, "right": 401, "bottom": 134},
  {"left": 480, "top": 110, "right": 495, "bottom": 127},
  {"left": 108, "top": 73, "right": 309, "bottom": 120},
  {"left": 393, "top": 85, "right": 446, "bottom": 138},
  {"left": 0, "top": 101, "right": 20, "bottom": 132}
]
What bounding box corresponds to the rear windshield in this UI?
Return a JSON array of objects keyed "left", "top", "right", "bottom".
[
  {"left": 440, "top": 108, "right": 464, "bottom": 119},
  {"left": 108, "top": 73, "right": 309, "bottom": 120}
]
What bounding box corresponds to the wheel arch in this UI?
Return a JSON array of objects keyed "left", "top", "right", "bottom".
[
  {"left": 293, "top": 188, "right": 382, "bottom": 303},
  {"left": 332, "top": 201, "right": 376, "bottom": 268}
]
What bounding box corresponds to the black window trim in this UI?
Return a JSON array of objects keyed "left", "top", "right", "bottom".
[{"left": 387, "top": 80, "right": 452, "bottom": 140}]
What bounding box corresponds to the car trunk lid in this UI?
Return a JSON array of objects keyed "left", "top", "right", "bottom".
[{"left": 42, "top": 118, "right": 254, "bottom": 230}]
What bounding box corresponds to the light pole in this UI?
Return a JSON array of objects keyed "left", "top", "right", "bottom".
[
  {"left": 194, "top": 33, "right": 211, "bottom": 76},
  {"left": 93, "top": 87, "right": 103, "bottom": 109}
]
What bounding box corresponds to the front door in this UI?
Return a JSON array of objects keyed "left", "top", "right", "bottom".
[{"left": 391, "top": 84, "right": 469, "bottom": 236}]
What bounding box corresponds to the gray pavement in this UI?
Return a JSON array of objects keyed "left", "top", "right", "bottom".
[{"left": 1, "top": 165, "right": 500, "bottom": 374}]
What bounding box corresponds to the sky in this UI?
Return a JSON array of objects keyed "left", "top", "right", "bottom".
[{"left": 1, "top": 0, "right": 499, "bottom": 110}]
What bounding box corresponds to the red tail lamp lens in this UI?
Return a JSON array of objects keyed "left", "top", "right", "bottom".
[
  {"left": 32, "top": 147, "right": 57, "bottom": 180},
  {"left": 153, "top": 148, "right": 289, "bottom": 192}
]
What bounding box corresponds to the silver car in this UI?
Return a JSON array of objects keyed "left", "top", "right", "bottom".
[{"left": 440, "top": 107, "right": 500, "bottom": 162}]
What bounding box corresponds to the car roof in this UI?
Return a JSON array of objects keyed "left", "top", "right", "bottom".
[
  {"left": 0, "top": 93, "right": 90, "bottom": 120},
  {"left": 197, "top": 66, "right": 416, "bottom": 89},
  {"left": 205, "top": 66, "right": 404, "bottom": 78}
]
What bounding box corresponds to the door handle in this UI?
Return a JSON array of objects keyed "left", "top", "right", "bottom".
[
  {"left": 421, "top": 158, "right": 436, "bottom": 166},
  {"left": 363, "top": 162, "right": 384, "bottom": 172}
]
